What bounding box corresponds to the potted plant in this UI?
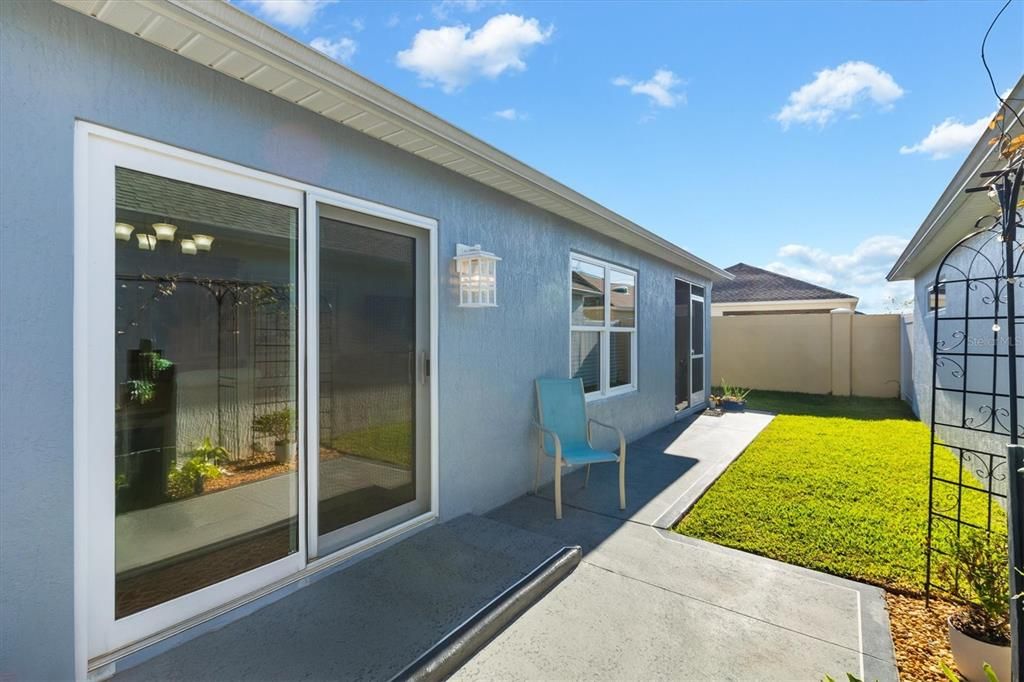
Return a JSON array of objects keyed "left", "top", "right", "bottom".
[
  {"left": 714, "top": 380, "right": 751, "bottom": 412},
  {"left": 166, "top": 437, "right": 228, "bottom": 498},
  {"left": 937, "top": 531, "right": 1011, "bottom": 682},
  {"left": 254, "top": 408, "right": 296, "bottom": 463}
]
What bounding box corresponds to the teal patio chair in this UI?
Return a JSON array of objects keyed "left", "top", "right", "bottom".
[{"left": 533, "top": 378, "right": 626, "bottom": 519}]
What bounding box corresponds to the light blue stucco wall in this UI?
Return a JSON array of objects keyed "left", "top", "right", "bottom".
[{"left": 0, "top": 2, "right": 712, "bottom": 677}]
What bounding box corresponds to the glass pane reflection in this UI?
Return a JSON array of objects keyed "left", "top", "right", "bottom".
[{"left": 114, "top": 168, "right": 298, "bottom": 618}]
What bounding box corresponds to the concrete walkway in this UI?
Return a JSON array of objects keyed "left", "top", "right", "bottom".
[
  {"left": 459, "top": 412, "right": 899, "bottom": 682},
  {"left": 115, "top": 410, "right": 898, "bottom": 681}
]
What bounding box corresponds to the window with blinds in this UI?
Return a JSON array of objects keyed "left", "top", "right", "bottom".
[{"left": 570, "top": 254, "right": 637, "bottom": 397}]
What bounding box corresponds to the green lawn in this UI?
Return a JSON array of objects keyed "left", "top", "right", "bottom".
[
  {"left": 329, "top": 421, "right": 412, "bottom": 468},
  {"left": 675, "top": 390, "right": 1002, "bottom": 594}
]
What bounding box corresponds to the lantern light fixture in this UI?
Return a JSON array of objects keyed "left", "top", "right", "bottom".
[
  {"left": 136, "top": 233, "right": 157, "bottom": 251},
  {"left": 192, "top": 234, "right": 214, "bottom": 252},
  {"left": 180, "top": 238, "right": 197, "bottom": 255},
  {"left": 454, "top": 243, "right": 501, "bottom": 307},
  {"left": 152, "top": 222, "right": 178, "bottom": 241},
  {"left": 114, "top": 222, "right": 135, "bottom": 241}
]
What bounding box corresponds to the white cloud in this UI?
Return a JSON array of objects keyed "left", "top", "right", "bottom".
[
  {"left": 775, "top": 61, "right": 904, "bottom": 128},
  {"left": 899, "top": 116, "right": 990, "bottom": 160},
  {"left": 386, "top": 13, "right": 401, "bottom": 28},
  {"left": 613, "top": 69, "right": 684, "bottom": 108},
  {"left": 899, "top": 90, "right": 1009, "bottom": 160},
  {"left": 765, "top": 235, "right": 912, "bottom": 312},
  {"left": 350, "top": 18, "right": 365, "bottom": 32},
  {"left": 242, "top": 0, "right": 331, "bottom": 29},
  {"left": 494, "top": 108, "right": 526, "bottom": 120},
  {"left": 310, "top": 36, "right": 357, "bottom": 63},
  {"left": 396, "top": 14, "right": 553, "bottom": 92}
]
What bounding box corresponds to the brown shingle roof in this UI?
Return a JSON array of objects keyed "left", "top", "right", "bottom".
[{"left": 713, "top": 263, "right": 856, "bottom": 303}]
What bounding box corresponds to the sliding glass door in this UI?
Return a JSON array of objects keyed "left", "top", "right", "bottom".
[
  {"left": 310, "top": 204, "right": 431, "bottom": 558},
  {"left": 674, "top": 279, "right": 706, "bottom": 410},
  {"left": 112, "top": 168, "right": 301, "bottom": 619},
  {"left": 81, "top": 125, "right": 435, "bottom": 664},
  {"left": 690, "top": 288, "right": 706, "bottom": 404},
  {"left": 675, "top": 280, "right": 691, "bottom": 410}
]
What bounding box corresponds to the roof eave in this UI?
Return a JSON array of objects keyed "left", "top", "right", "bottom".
[{"left": 56, "top": 0, "right": 732, "bottom": 282}]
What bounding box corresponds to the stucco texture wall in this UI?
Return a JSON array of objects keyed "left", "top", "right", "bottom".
[
  {"left": 711, "top": 312, "right": 901, "bottom": 397},
  {"left": 0, "top": 3, "right": 710, "bottom": 677}
]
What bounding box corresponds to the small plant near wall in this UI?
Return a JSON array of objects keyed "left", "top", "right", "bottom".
[
  {"left": 126, "top": 347, "right": 174, "bottom": 405},
  {"left": 937, "top": 531, "right": 1011, "bottom": 682},
  {"left": 166, "top": 437, "right": 228, "bottom": 499},
  {"left": 253, "top": 408, "right": 296, "bottom": 463},
  {"left": 710, "top": 380, "right": 751, "bottom": 412}
]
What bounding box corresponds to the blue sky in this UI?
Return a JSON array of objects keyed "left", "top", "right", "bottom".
[{"left": 236, "top": 0, "right": 1023, "bottom": 312}]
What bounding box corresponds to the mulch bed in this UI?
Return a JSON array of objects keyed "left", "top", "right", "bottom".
[
  {"left": 202, "top": 453, "right": 296, "bottom": 494},
  {"left": 885, "top": 591, "right": 959, "bottom": 681}
]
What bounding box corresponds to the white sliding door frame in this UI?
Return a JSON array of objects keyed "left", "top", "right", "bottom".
[{"left": 74, "top": 122, "right": 438, "bottom": 674}]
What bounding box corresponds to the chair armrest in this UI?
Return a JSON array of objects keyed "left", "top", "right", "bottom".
[
  {"left": 532, "top": 421, "right": 562, "bottom": 455},
  {"left": 588, "top": 418, "right": 626, "bottom": 453}
]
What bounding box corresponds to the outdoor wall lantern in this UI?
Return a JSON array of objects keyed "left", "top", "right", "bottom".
[
  {"left": 180, "top": 238, "right": 197, "bottom": 255},
  {"left": 114, "top": 222, "right": 135, "bottom": 241},
  {"left": 454, "top": 243, "right": 501, "bottom": 307}
]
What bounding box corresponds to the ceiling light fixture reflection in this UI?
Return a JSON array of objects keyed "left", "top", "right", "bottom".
[
  {"left": 192, "top": 234, "right": 214, "bottom": 252},
  {"left": 114, "top": 222, "right": 135, "bottom": 241},
  {"left": 136, "top": 233, "right": 157, "bottom": 251},
  {"left": 152, "top": 222, "right": 178, "bottom": 241}
]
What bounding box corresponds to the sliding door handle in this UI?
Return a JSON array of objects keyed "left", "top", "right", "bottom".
[{"left": 419, "top": 351, "right": 430, "bottom": 385}]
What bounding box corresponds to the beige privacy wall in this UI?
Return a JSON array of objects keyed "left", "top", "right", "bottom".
[{"left": 711, "top": 311, "right": 902, "bottom": 398}]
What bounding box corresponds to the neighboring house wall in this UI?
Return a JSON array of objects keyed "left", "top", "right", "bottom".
[
  {"left": 0, "top": 3, "right": 711, "bottom": 677},
  {"left": 711, "top": 312, "right": 901, "bottom": 397}
]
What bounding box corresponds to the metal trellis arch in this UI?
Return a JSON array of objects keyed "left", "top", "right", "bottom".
[{"left": 926, "top": 162, "right": 1024, "bottom": 680}]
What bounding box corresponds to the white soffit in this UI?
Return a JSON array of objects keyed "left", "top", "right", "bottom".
[{"left": 55, "top": 0, "right": 732, "bottom": 282}]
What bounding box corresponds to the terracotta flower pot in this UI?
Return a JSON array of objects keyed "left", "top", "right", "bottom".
[{"left": 947, "top": 616, "right": 1010, "bottom": 682}]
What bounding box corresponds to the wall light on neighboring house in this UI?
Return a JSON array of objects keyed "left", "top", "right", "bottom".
[
  {"left": 180, "top": 238, "right": 197, "bottom": 255},
  {"left": 454, "top": 243, "right": 501, "bottom": 307},
  {"left": 192, "top": 234, "right": 214, "bottom": 252},
  {"left": 136, "top": 233, "right": 157, "bottom": 251}
]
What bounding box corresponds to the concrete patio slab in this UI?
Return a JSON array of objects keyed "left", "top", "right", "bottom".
[
  {"left": 533, "top": 410, "right": 774, "bottom": 528},
  {"left": 454, "top": 561, "right": 880, "bottom": 682},
  {"left": 485, "top": 495, "right": 897, "bottom": 680},
  {"left": 473, "top": 406, "right": 900, "bottom": 682},
  {"left": 114, "top": 515, "right": 566, "bottom": 681}
]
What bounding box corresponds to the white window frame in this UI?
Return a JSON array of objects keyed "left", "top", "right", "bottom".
[
  {"left": 569, "top": 253, "right": 638, "bottom": 400},
  {"left": 73, "top": 122, "right": 439, "bottom": 675}
]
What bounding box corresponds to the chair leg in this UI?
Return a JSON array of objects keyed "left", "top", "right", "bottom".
[
  {"left": 618, "top": 446, "right": 626, "bottom": 510},
  {"left": 554, "top": 464, "right": 562, "bottom": 520},
  {"left": 533, "top": 448, "right": 542, "bottom": 495},
  {"left": 583, "top": 464, "right": 591, "bottom": 489}
]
